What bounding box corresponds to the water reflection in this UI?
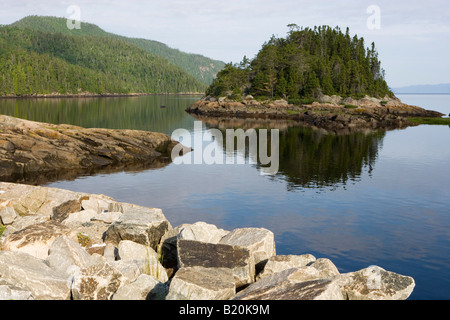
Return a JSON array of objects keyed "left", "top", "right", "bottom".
[
  {"left": 199, "top": 117, "right": 386, "bottom": 191},
  {"left": 276, "top": 126, "right": 385, "bottom": 190},
  {"left": 0, "top": 95, "right": 200, "bottom": 134}
]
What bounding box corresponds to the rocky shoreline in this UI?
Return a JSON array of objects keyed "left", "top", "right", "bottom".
[
  {"left": 0, "top": 115, "right": 189, "bottom": 183},
  {"left": 186, "top": 95, "right": 444, "bottom": 133},
  {"left": 0, "top": 182, "right": 415, "bottom": 300}
]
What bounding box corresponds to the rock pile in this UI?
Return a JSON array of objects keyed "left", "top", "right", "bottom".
[{"left": 0, "top": 182, "right": 415, "bottom": 300}]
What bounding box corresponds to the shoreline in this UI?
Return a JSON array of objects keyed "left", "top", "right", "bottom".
[
  {"left": 186, "top": 95, "right": 445, "bottom": 132},
  {"left": 0, "top": 181, "right": 416, "bottom": 300},
  {"left": 0, "top": 115, "right": 190, "bottom": 184},
  {"left": 0, "top": 92, "right": 203, "bottom": 99}
]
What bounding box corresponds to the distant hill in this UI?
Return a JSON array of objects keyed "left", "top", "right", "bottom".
[
  {"left": 0, "top": 25, "right": 206, "bottom": 96},
  {"left": 392, "top": 83, "right": 450, "bottom": 94},
  {"left": 11, "top": 16, "right": 225, "bottom": 85}
]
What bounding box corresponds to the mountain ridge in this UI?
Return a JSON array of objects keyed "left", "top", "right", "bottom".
[
  {"left": 392, "top": 83, "right": 450, "bottom": 94},
  {"left": 0, "top": 24, "right": 206, "bottom": 96},
  {"left": 10, "top": 15, "right": 225, "bottom": 85}
]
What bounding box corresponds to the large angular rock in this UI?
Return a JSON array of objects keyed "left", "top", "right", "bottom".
[
  {"left": 0, "top": 279, "right": 34, "bottom": 300},
  {"left": 103, "top": 204, "right": 170, "bottom": 250},
  {"left": 158, "top": 224, "right": 189, "bottom": 272},
  {"left": 219, "top": 228, "right": 275, "bottom": 271},
  {"left": 110, "top": 260, "right": 141, "bottom": 284},
  {"left": 0, "top": 251, "right": 71, "bottom": 300},
  {"left": 0, "top": 206, "right": 17, "bottom": 225},
  {"left": 46, "top": 235, "right": 91, "bottom": 274},
  {"left": 158, "top": 222, "right": 228, "bottom": 274},
  {"left": 51, "top": 199, "right": 82, "bottom": 222},
  {"left": 2, "top": 221, "right": 77, "bottom": 259},
  {"left": 309, "top": 258, "right": 340, "bottom": 279},
  {"left": 81, "top": 197, "right": 122, "bottom": 214},
  {"left": 178, "top": 221, "right": 229, "bottom": 243},
  {"left": 166, "top": 267, "right": 235, "bottom": 300},
  {"left": 256, "top": 254, "right": 317, "bottom": 280},
  {"left": 336, "top": 266, "right": 415, "bottom": 300},
  {"left": 62, "top": 209, "right": 97, "bottom": 226},
  {"left": 71, "top": 255, "right": 126, "bottom": 300},
  {"left": 236, "top": 278, "right": 344, "bottom": 300},
  {"left": 177, "top": 239, "right": 255, "bottom": 287},
  {"left": 112, "top": 274, "right": 168, "bottom": 300},
  {"left": 117, "top": 240, "right": 168, "bottom": 283},
  {"left": 234, "top": 267, "right": 344, "bottom": 300}
]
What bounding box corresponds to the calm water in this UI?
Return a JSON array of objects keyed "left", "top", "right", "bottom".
[{"left": 1, "top": 94, "right": 449, "bottom": 300}]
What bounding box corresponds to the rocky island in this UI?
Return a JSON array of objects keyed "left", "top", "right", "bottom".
[
  {"left": 187, "top": 26, "right": 444, "bottom": 132},
  {"left": 0, "top": 182, "right": 415, "bottom": 300}
]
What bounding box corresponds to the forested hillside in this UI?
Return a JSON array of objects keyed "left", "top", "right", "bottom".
[
  {"left": 206, "top": 25, "right": 393, "bottom": 101},
  {"left": 11, "top": 16, "right": 225, "bottom": 85},
  {"left": 0, "top": 25, "right": 206, "bottom": 96}
]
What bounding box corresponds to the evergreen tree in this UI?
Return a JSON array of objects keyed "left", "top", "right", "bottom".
[{"left": 205, "top": 25, "right": 393, "bottom": 100}]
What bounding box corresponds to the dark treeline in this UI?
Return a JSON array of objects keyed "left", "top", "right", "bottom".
[
  {"left": 206, "top": 25, "right": 393, "bottom": 102},
  {"left": 0, "top": 26, "right": 206, "bottom": 96}
]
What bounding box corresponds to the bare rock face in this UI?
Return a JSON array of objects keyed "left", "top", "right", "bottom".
[
  {"left": 166, "top": 266, "right": 235, "bottom": 300},
  {"left": 0, "top": 115, "right": 185, "bottom": 182}
]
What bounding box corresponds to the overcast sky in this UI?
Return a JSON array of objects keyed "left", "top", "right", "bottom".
[{"left": 1, "top": 0, "right": 449, "bottom": 87}]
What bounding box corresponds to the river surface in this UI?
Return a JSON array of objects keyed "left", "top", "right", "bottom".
[{"left": 1, "top": 94, "right": 449, "bottom": 300}]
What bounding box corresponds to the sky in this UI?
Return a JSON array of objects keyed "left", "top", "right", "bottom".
[{"left": 1, "top": 0, "right": 449, "bottom": 88}]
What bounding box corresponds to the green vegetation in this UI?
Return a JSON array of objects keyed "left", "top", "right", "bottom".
[
  {"left": 206, "top": 25, "right": 393, "bottom": 101},
  {"left": 0, "top": 16, "right": 229, "bottom": 96},
  {"left": 408, "top": 117, "right": 450, "bottom": 125},
  {"left": 0, "top": 26, "right": 205, "bottom": 95},
  {"left": 77, "top": 232, "right": 90, "bottom": 247},
  {"left": 0, "top": 224, "right": 6, "bottom": 238},
  {"left": 11, "top": 16, "right": 225, "bottom": 85}
]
